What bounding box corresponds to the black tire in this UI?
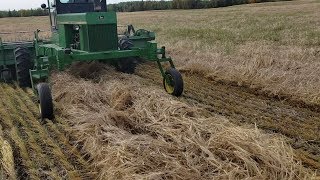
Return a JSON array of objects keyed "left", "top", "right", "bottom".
[
  {"left": 117, "top": 38, "right": 137, "bottom": 74},
  {"left": 0, "top": 68, "right": 12, "bottom": 82},
  {"left": 163, "top": 68, "right": 184, "bottom": 97},
  {"left": 14, "top": 47, "right": 32, "bottom": 87},
  {"left": 37, "top": 83, "right": 54, "bottom": 120},
  {"left": 119, "top": 37, "right": 134, "bottom": 50},
  {"left": 116, "top": 58, "right": 137, "bottom": 74}
]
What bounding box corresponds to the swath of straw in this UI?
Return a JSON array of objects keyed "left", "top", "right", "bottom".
[
  {"left": 51, "top": 63, "right": 315, "bottom": 179},
  {"left": 0, "top": 124, "right": 16, "bottom": 180}
]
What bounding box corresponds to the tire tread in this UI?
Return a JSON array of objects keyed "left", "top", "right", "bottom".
[
  {"left": 37, "top": 83, "right": 54, "bottom": 120},
  {"left": 14, "top": 47, "right": 32, "bottom": 87}
]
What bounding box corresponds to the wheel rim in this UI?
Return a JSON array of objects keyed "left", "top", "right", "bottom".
[{"left": 164, "top": 74, "right": 174, "bottom": 94}]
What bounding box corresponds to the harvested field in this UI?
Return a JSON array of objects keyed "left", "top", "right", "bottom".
[
  {"left": 0, "top": 17, "right": 50, "bottom": 42},
  {"left": 0, "top": 84, "right": 95, "bottom": 179},
  {"left": 51, "top": 63, "right": 315, "bottom": 179},
  {"left": 117, "top": 0, "right": 320, "bottom": 106},
  {"left": 0, "top": 64, "right": 317, "bottom": 178},
  {"left": 0, "top": 0, "right": 320, "bottom": 179}
]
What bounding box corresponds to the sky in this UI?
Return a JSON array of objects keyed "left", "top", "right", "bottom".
[{"left": 0, "top": 0, "right": 127, "bottom": 10}]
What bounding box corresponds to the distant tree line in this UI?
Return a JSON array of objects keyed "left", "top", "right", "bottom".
[
  {"left": 107, "top": 0, "right": 289, "bottom": 12},
  {"left": 0, "top": 0, "right": 290, "bottom": 18},
  {"left": 0, "top": 8, "right": 48, "bottom": 18},
  {"left": 108, "top": 1, "right": 172, "bottom": 12}
]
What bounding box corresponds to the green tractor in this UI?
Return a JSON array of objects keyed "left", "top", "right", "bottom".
[{"left": 0, "top": 0, "right": 184, "bottom": 120}]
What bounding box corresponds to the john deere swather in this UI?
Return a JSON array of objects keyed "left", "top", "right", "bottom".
[{"left": 0, "top": 0, "right": 183, "bottom": 120}]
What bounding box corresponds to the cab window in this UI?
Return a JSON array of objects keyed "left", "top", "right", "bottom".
[{"left": 60, "top": 0, "right": 92, "bottom": 3}]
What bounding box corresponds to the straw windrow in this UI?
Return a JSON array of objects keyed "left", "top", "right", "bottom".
[
  {"left": 0, "top": 124, "right": 16, "bottom": 180},
  {"left": 51, "top": 65, "right": 315, "bottom": 179}
]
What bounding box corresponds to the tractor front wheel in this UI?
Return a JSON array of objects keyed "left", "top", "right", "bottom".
[
  {"left": 163, "top": 68, "right": 184, "bottom": 97},
  {"left": 116, "top": 37, "right": 137, "bottom": 74},
  {"left": 37, "top": 83, "right": 54, "bottom": 120}
]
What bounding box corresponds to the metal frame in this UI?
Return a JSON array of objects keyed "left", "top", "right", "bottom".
[{"left": 30, "top": 30, "right": 174, "bottom": 86}]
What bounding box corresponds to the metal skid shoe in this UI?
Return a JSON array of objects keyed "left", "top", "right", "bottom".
[
  {"left": 163, "top": 68, "right": 184, "bottom": 97},
  {"left": 36, "top": 83, "right": 54, "bottom": 120}
]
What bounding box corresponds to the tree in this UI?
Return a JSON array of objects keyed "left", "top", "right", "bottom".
[{"left": 8, "top": 9, "right": 12, "bottom": 17}]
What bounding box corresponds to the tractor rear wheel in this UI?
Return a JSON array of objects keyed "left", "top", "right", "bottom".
[
  {"left": 14, "top": 47, "right": 32, "bottom": 88},
  {"left": 117, "top": 38, "right": 137, "bottom": 74},
  {"left": 163, "top": 68, "right": 184, "bottom": 97},
  {"left": 37, "top": 83, "right": 54, "bottom": 120},
  {"left": 116, "top": 58, "right": 137, "bottom": 74}
]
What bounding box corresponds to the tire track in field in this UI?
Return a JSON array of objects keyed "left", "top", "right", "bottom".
[{"left": 136, "top": 63, "right": 320, "bottom": 170}]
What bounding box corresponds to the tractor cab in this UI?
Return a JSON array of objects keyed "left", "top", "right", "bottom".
[
  {"left": 43, "top": 0, "right": 107, "bottom": 30},
  {"left": 42, "top": 0, "right": 118, "bottom": 52},
  {"left": 54, "top": 0, "right": 107, "bottom": 14}
]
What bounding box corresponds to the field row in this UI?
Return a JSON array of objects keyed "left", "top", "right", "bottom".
[{"left": 0, "top": 84, "right": 94, "bottom": 179}]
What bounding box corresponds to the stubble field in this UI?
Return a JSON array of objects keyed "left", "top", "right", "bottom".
[{"left": 0, "top": 0, "right": 320, "bottom": 179}]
